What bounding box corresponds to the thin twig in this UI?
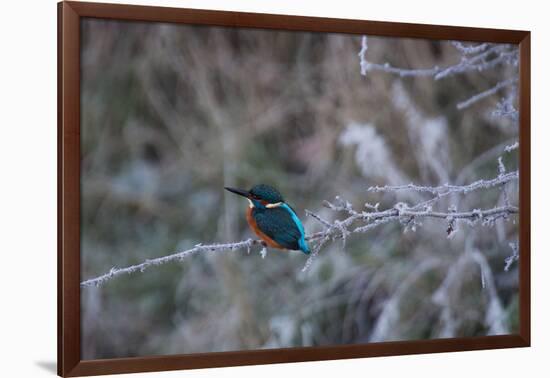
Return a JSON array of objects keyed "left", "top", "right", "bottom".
[
  {"left": 367, "top": 171, "right": 518, "bottom": 195},
  {"left": 456, "top": 78, "right": 517, "bottom": 110},
  {"left": 80, "top": 239, "right": 262, "bottom": 288}
]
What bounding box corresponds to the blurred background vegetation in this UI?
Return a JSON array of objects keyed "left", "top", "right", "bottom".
[{"left": 80, "top": 18, "right": 519, "bottom": 359}]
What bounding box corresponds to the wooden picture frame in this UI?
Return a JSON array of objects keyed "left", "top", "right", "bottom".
[{"left": 58, "top": 1, "right": 530, "bottom": 376}]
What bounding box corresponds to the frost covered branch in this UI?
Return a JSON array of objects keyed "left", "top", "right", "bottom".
[
  {"left": 358, "top": 37, "right": 519, "bottom": 112},
  {"left": 451, "top": 41, "right": 490, "bottom": 55},
  {"left": 81, "top": 239, "right": 264, "bottom": 288},
  {"left": 492, "top": 92, "right": 519, "bottom": 121},
  {"left": 367, "top": 171, "right": 517, "bottom": 196},
  {"left": 302, "top": 145, "right": 519, "bottom": 271},
  {"left": 359, "top": 38, "right": 516, "bottom": 80},
  {"left": 504, "top": 141, "right": 519, "bottom": 153},
  {"left": 456, "top": 78, "right": 517, "bottom": 110},
  {"left": 82, "top": 150, "right": 519, "bottom": 287},
  {"left": 302, "top": 199, "right": 518, "bottom": 271},
  {"left": 504, "top": 242, "right": 519, "bottom": 271},
  {"left": 358, "top": 35, "right": 369, "bottom": 76}
]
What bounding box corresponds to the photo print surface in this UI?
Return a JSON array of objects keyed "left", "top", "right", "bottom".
[{"left": 80, "top": 18, "right": 520, "bottom": 359}]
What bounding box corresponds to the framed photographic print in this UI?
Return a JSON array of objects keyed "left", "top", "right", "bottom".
[{"left": 58, "top": 1, "right": 530, "bottom": 376}]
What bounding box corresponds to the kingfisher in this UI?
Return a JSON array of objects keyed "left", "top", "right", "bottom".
[{"left": 224, "top": 184, "right": 310, "bottom": 254}]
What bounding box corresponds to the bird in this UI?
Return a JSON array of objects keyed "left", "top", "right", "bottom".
[{"left": 224, "top": 184, "right": 310, "bottom": 255}]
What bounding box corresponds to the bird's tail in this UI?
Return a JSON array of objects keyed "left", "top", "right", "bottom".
[{"left": 299, "top": 239, "right": 310, "bottom": 255}]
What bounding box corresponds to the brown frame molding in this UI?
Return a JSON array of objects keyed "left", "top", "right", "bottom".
[{"left": 58, "top": 1, "right": 531, "bottom": 376}]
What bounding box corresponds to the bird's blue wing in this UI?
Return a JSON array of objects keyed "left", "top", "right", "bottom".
[
  {"left": 281, "top": 204, "right": 309, "bottom": 253},
  {"left": 254, "top": 206, "right": 309, "bottom": 254}
]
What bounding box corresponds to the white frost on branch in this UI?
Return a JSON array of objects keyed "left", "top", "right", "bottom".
[
  {"left": 492, "top": 92, "right": 519, "bottom": 121},
  {"left": 457, "top": 78, "right": 518, "bottom": 110},
  {"left": 81, "top": 180, "right": 518, "bottom": 287},
  {"left": 81, "top": 239, "right": 263, "bottom": 288},
  {"left": 504, "top": 242, "right": 519, "bottom": 271},
  {"left": 451, "top": 41, "right": 490, "bottom": 55},
  {"left": 504, "top": 141, "right": 519, "bottom": 153},
  {"left": 434, "top": 45, "right": 513, "bottom": 80},
  {"left": 357, "top": 39, "right": 516, "bottom": 80},
  {"left": 357, "top": 37, "right": 519, "bottom": 113},
  {"left": 81, "top": 144, "right": 520, "bottom": 288},
  {"left": 301, "top": 143, "right": 519, "bottom": 272},
  {"left": 358, "top": 35, "right": 369, "bottom": 76},
  {"left": 367, "top": 171, "right": 518, "bottom": 195}
]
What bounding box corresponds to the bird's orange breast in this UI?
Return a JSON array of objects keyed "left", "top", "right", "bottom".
[{"left": 246, "top": 207, "right": 284, "bottom": 249}]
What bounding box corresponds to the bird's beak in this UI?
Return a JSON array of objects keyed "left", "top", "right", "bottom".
[{"left": 224, "top": 187, "right": 250, "bottom": 198}]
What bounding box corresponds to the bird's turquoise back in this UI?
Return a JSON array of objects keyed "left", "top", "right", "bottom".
[
  {"left": 281, "top": 203, "right": 309, "bottom": 253},
  {"left": 253, "top": 204, "right": 310, "bottom": 254}
]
